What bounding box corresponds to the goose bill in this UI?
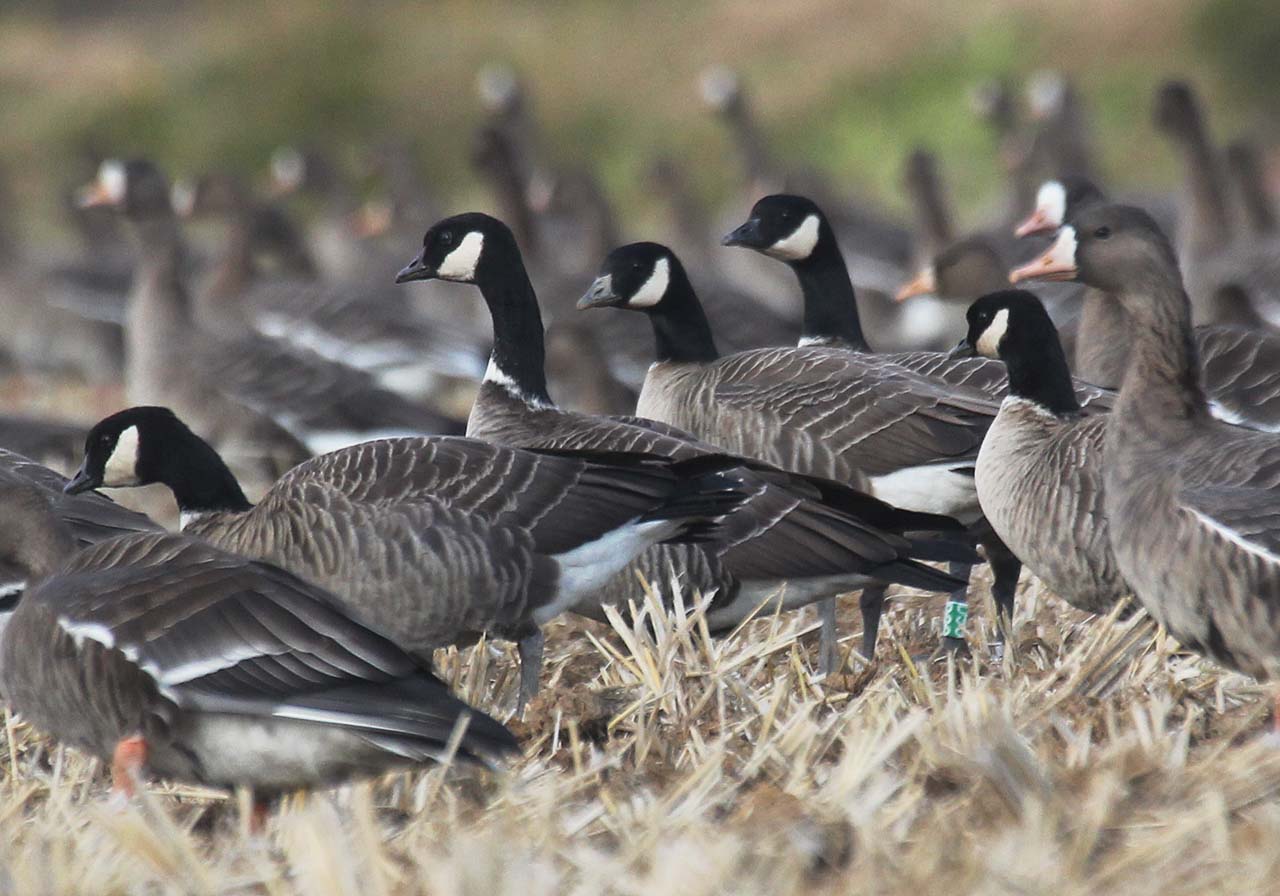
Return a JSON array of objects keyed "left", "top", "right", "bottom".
[
  {"left": 394, "top": 254, "right": 433, "bottom": 284},
  {"left": 1009, "top": 227, "right": 1078, "bottom": 283},
  {"left": 75, "top": 181, "right": 116, "bottom": 209},
  {"left": 894, "top": 267, "right": 936, "bottom": 302},
  {"left": 1013, "top": 206, "right": 1056, "bottom": 238},
  {"left": 721, "top": 218, "right": 765, "bottom": 249},
  {"left": 577, "top": 275, "right": 620, "bottom": 310}
]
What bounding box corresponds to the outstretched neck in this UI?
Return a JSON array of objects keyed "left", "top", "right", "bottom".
[
  {"left": 476, "top": 257, "right": 553, "bottom": 406},
  {"left": 792, "top": 231, "right": 869, "bottom": 351},
  {"left": 1002, "top": 333, "right": 1080, "bottom": 416},
  {"left": 648, "top": 269, "right": 720, "bottom": 364},
  {"left": 156, "top": 429, "right": 253, "bottom": 519},
  {"left": 1117, "top": 277, "right": 1210, "bottom": 423}
]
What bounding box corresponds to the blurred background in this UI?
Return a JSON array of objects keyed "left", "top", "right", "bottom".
[{"left": 1, "top": 0, "right": 1276, "bottom": 237}]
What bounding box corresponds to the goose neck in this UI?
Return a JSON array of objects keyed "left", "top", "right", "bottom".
[
  {"left": 792, "top": 236, "right": 869, "bottom": 351},
  {"left": 476, "top": 261, "right": 552, "bottom": 406}
]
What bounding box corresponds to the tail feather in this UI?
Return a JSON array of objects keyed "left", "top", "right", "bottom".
[
  {"left": 639, "top": 467, "right": 751, "bottom": 544},
  {"left": 876, "top": 558, "right": 967, "bottom": 593}
]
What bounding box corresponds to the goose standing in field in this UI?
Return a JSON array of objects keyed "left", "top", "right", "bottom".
[
  {"left": 0, "top": 475, "right": 517, "bottom": 818},
  {"left": 572, "top": 239, "right": 1018, "bottom": 653},
  {"left": 79, "top": 159, "right": 465, "bottom": 471},
  {"left": 952, "top": 290, "right": 1126, "bottom": 613},
  {"left": 66, "top": 406, "right": 747, "bottom": 710},
  {"left": 1015, "top": 177, "right": 1280, "bottom": 430},
  {"left": 1011, "top": 203, "right": 1280, "bottom": 704},
  {"left": 393, "top": 213, "right": 977, "bottom": 671}
]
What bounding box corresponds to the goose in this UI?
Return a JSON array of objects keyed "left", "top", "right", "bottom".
[
  {"left": 177, "top": 170, "right": 486, "bottom": 408},
  {"left": 1226, "top": 140, "right": 1278, "bottom": 240},
  {"left": 0, "top": 474, "right": 516, "bottom": 819},
  {"left": 1011, "top": 203, "right": 1280, "bottom": 704},
  {"left": 393, "top": 213, "right": 976, "bottom": 671},
  {"left": 901, "top": 148, "right": 956, "bottom": 268},
  {"left": 65, "top": 406, "right": 747, "bottom": 710},
  {"left": 952, "top": 290, "right": 1126, "bottom": 614},
  {"left": 1015, "top": 176, "right": 1280, "bottom": 430},
  {"left": 570, "top": 238, "right": 1023, "bottom": 652},
  {"left": 78, "top": 159, "right": 464, "bottom": 470}
]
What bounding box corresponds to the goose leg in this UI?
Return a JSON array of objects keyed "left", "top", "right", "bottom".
[
  {"left": 816, "top": 597, "right": 839, "bottom": 676},
  {"left": 859, "top": 585, "right": 888, "bottom": 661},
  {"left": 110, "top": 733, "right": 147, "bottom": 798},
  {"left": 983, "top": 536, "right": 1022, "bottom": 652},
  {"left": 516, "top": 628, "right": 545, "bottom": 716}
]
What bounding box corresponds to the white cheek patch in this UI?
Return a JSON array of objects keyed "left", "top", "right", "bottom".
[
  {"left": 629, "top": 257, "right": 670, "bottom": 308},
  {"left": 765, "top": 214, "right": 820, "bottom": 261},
  {"left": 102, "top": 425, "right": 141, "bottom": 487},
  {"left": 1037, "top": 180, "right": 1066, "bottom": 228},
  {"left": 99, "top": 161, "right": 127, "bottom": 204},
  {"left": 975, "top": 308, "right": 1010, "bottom": 357},
  {"left": 436, "top": 231, "right": 485, "bottom": 282}
]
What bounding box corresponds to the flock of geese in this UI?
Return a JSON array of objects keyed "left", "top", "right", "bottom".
[{"left": 1, "top": 68, "right": 1279, "bottom": 826}]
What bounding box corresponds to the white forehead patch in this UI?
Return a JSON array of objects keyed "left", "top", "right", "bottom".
[
  {"left": 629, "top": 256, "right": 670, "bottom": 308},
  {"left": 102, "top": 425, "right": 141, "bottom": 487},
  {"left": 975, "top": 308, "right": 1010, "bottom": 358},
  {"left": 436, "top": 231, "right": 485, "bottom": 282},
  {"left": 1037, "top": 180, "right": 1067, "bottom": 228},
  {"left": 1046, "top": 225, "right": 1078, "bottom": 268},
  {"left": 765, "top": 214, "right": 820, "bottom": 261},
  {"left": 99, "top": 161, "right": 127, "bottom": 204},
  {"left": 170, "top": 179, "right": 196, "bottom": 217},
  {"left": 270, "top": 148, "right": 305, "bottom": 191}
]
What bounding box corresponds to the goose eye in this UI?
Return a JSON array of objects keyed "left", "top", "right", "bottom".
[
  {"left": 632, "top": 262, "right": 643, "bottom": 272},
  {"left": 1094, "top": 226, "right": 1112, "bottom": 239},
  {"left": 439, "top": 231, "right": 454, "bottom": 246}
]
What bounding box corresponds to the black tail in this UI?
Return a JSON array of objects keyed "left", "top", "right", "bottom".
[
  {"left": 640, "top": 459, "right": 751, "bottom": 544},
  {"left": 876, "top": 558, "right": 968, "bottom": 593}
]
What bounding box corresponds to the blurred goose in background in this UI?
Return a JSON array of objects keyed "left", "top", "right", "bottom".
[
  {"left": 574, "top": 238, "right": 1022, "bottom": 653},
  {"left": 901, "top": 148, "right": 956, "bottom": 269},
  {"left": 267, "top": 146, "right": 367, "bottom": 281},
  {"left": 1153, "top": 81, "right": 1280, "bottom": 320},
  {"left": 395, "top": 212, "right": 978, "bottom": 671},
  {"left": 68, "top": 406, "right": 747, "bottom": 710},
  {"left": 1016, "top": 176, "right": 1280, "bottom": 429},
  {"left": 1226, "top": 138, "right": 1278, "bottom": 241},
  {"left": 953, "top": 290, "right": 1127, "bottom": 615},
  {"left": 80, "top": 159, "right": 463, "bottom": 474},
  {"left": 179, "top": 170, "right": 486, "bottom": 412},
  {"left": 1013, "top": 204, "right": 1280, "bottom": 705},
  {"left": 0, "top": 474, "right": 517, "bottom": 816}
]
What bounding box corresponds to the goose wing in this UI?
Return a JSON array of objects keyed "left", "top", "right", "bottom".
[{"left": 47, "top": 534, "right": 516, "bottom": 760}]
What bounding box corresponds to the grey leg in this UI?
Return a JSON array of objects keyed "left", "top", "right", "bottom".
[
  {"left": 817, "top": 597, "right": 839, "bottom": 676},
  {"left": 516, "top": 628, "right": 545, "bottom": 717},
  {"left": 859, "top": 585, "right": 888, "bottom": 661}
]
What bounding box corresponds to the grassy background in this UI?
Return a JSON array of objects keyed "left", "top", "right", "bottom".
[{"left": 0, "top": 0, "right": 1276, "bottom": 237}]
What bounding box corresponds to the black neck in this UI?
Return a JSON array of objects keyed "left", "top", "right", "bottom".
[
  {"left": 647, "top": 263, "right": 720, "bottom": 364},
  {"left": 1002, "top": 324, "right": 1081, "bottom": 415},
  {"left": 476, "top": 250, "right": 552, "bottom": 404},
  {"left": 154, "top": 427, "right": 253, "bottom": 515},
  {"left": 791, "top": 224, "right": 869, "bottom": 351}
]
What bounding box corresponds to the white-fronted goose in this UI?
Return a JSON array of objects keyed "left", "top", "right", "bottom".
[
  {"left": 1016, "top": 176, "right": 1280, "bottom": 430},
  {"left": 0, "top": 475, "right": 516, "bottom": 813},
  {"left": 1012, "top": 203, "right": 1280, "bottom": 697},
  {"left": 953, "top": 290, "right": 1126, "bottom": 614},
  {"left": 393, "top": 213, "right": 976, "bottom": 671},
  {"left": 66, "top": 406, "right": 747, "bottom": 709}
]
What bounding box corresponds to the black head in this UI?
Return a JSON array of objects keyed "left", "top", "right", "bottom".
[
  {"left": 1153, "top": 80, "right": 1203, "bottom": 140},
  {"left": 394, "top": 212, "right": 516, "bottom": 286},
  {"left": 578, "top": 242, "right": 682, "bottom": 311},
  {"left": 955, "top": 290, "right": 1056, "bottom": 361},
  {"left": 65, "top": 406, "right": 190, "bottom": 494},
  {"left": 75, "top": 159, "right": 172, "bottom": 220},
  {"left": 722, "top": 194, "right": 827, "bottom": 263}
]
